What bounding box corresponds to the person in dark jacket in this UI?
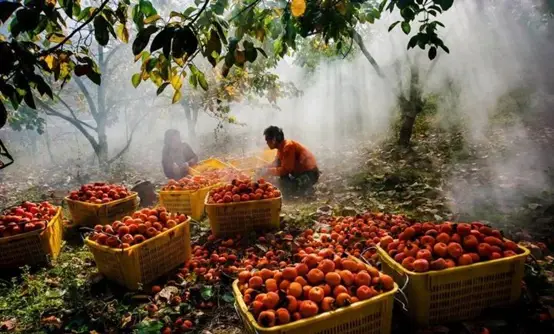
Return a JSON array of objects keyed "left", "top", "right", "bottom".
[{"left": 161, "top": 129, "right": 198, "bottom": 180}]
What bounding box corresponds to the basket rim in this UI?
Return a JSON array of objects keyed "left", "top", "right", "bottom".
[
  {"left": 0, "top": 206, "right": 62, "bottom": 243},
  {"left": 64, "top": 191, "right": 138, "bottom": 207},
  {"left": 228, "top": 156, "right": 267, "bottom": 167},
  {"left": 233, "top": 258, "right": 399, "bottom": 333},
  {"left": 376, "top": 241, "right": 530, "bottom": 277},
  {"left": 203, "top": 191, "right": 282, "bottom": 207},
  {"left": 190, "top": 158, "right": 234, "bottom": 171},
  {"left": 158, "top": 184, "right": 219, "bottom": 195},
  {"left": 84, "top": 217, "right": 191, "bottom": 253}
]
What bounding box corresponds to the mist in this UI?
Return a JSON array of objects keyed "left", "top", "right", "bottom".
[{"left": 2, "top": 0, "right": 554, "bottom": 220}]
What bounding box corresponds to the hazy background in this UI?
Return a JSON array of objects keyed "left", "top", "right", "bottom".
[{"left": 1, "top": 0, "right": 554, "bottom": 219}]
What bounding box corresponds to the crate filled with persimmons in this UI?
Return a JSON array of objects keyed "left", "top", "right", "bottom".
[
  {"left": 158, "top": 175, "right": 221, "bottom": 220},
  {"left": 204, "top": 178, "right": 282, "bottom": 237},
  {"left": 376, "top": 221, "right": 530, "bottom": 326},
  {"left": 233, "top": 248, "right": 398, "bottom": 334},
  {"left": 65, "top": 182, "right": 138, "bottom": 226},
  {"left": 84, "top": 207, "right": 191, "bottom": 290},
  {"left": 0, "top": 201, "right": 64, "bottom": 268}
]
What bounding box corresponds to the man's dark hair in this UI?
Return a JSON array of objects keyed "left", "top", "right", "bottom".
[{"left": 263, "top": 126, "right": 285, "bottom": 142}]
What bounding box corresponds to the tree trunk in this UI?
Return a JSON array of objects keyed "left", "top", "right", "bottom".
[
  {"left": 43, "top": 127, "right": 55, "bottom": 164},
  {"left": 398, "top": 113, "right": 417, "bottom": 146},
  {"left": 182, "top": 102, "right": 198, "bottom": 142}
]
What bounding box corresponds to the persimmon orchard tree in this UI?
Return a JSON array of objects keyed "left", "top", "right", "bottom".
[{"left": 0, "top": 0, "right": 454, "bottom": 157}]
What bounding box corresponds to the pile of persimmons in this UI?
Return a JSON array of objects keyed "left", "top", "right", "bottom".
[
  {"left": 382, "top": 221, "right": 524, "bottom": 272},
  {"left": 236, "top": 249, "right": 395, "bottom": 327}
]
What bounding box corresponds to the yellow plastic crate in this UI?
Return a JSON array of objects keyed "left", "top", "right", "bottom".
[
  {"left": 204, "top": 194, "right": 282, "bottom": 237},
  {"left": 65, "top": 192, "right": 139, "bottom": 227},
  {"left": 0, "top": 207, "right": 64, "bottom": 268},
  {"left": 258, "top": 149, "right": 277, "bottom": 163},
  {"left": 189, "top": 158, "right": 232, "bottom": 175},
  {"left": 228, "top": 156, "right": 267, "bottom": 176},
  {"left": 376, "top": 242, "right": 530, "bottom": 326},
  {"left": 85, "top": 218, "right": 191, "bottom": 290},
  {"left": 233, "top": 259, "right": 398, "bottom": 334},
  {"left": 158, "top": 185, "right": 216, "bottom": 220}
]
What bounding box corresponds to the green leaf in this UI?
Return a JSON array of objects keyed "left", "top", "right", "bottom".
[
  {"left": 145, "top": 58, "right": 158, "bottom": 72},
  {"left": 156, "top": 82, "right": 169, "bottom": 95},
  {"left": 33, "top": 75, "right": 53, "bottom": 99},
  {"left": 205, "top": 29, "right": 222, "bottom": 66},
  {"left": 132, "top": 25, "right": 159, "bottom": 55},
  {"left": 77, "top": 7, "right": 94, "bottom": 21},
  {"left": 388, "top": 21, "right": 399, "bottom": 32},
  {"left": 201, "top": 286, "right": 213, "bottom": 300},
  {"left": 197, "top": 71, "right": 208, "bottom": 91},
  {"left": 93, "top": 16, "right": 110, "bottom": 46},
  {"left": 440, "top": 44, "right": 450, "bottom": 53},
  {"left": 401, "top": 21, "right": 411, "bottom": 34},
  {"left": 62, "top": 0, "right": 74, "bottom": 18},
  {"left": 428, "top": 46, "right": 437, "bottom": 60},
  {"left": 244, "top": 42, "right": 257, "bottom": 62},
  {"left": 144, "top": 14, "right": 161, "bottom": 24},
  {"left": 139, "top": 0, "right": 157, "bottom": 17},
  {"left": 131, "top": 73, "right": 142, "bottom": 88},
  {"left": 407, "top": 35, "right": 418, "bottom": 49},
  {"left": 213, "top": 1, "right": 225, "bottom": 15},
  {"left": 183, "top": 7, "right": 196, "bottom": 18},
  {"left": 86, "top": 71, "right": 101, "bottom": 85},
  {"left": 16, "top": 8, "right": 40, "bottom": 32},
  {"left": 221, "top": 292, "right": 234, "bottom": 303},
  {"left": 171, "top": 27, "right": 197, "bottom": 59},
  {"left": 378, "top": 0, "right": 387, "bottom": 12},
  {"left": 189, "top": 72, "right": 197, "bottom": 88},
  {"left": 135, "top": 319, "right": 164, "bottom": 334},
  {"left": 23, "top": 90, "right": 35, "bottom": 109},
  {"left": 0, "top": 2, "right": 21, "bottom": 24},
  {"left": 150, "top": 28, "right": 174, "bottom": 57},
  {"left": 439, "top": 0, "right": 454, "bottom": 11},
  {"left": 170, "top": 11, "right": 185, "bottom": 19}
]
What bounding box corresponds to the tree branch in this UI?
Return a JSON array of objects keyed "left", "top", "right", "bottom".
[
  {"left": 107, "top": 110, "right": 150, "bottom": 164},
  {"left": 229, "top": 0, "right": 262, "bottom": 22},
  {"left": 352, "top": 30, "right": 385, "bottom": 78},
  {"left": 55, "top": 94, "right": 98, "bottom": 131},
  {"left": 74, "top": 76, "right": 99, "bottom": 119},
  {"left": 38, "top": 0, "right": 111, "bottom": 56},
  {"left": 36, "top": 99, "right": 99, "bottom": 151},
  {"left": 189, "top": 0, "right": 210, "bottom": 25}
]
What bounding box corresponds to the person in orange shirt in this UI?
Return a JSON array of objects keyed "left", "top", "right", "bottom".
[{"left": 261, "top": 126, "right": 320, "bottom": 195}]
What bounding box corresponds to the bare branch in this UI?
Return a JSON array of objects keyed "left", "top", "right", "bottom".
[
  {"left": 36, "top": 99, "right": 99, "bottom": 151},
  {"left": 189, "top": 0, "right": 211, "bottom": 25},
  {"left": 107, "top": 110, "right": 150, "bottom": 164},
  {"left": 74, "top": 76, "right": 99, "bottom": 119},
  {"left": 352, "top": 30, "right": 385, "bottom": 78},
  {"left": 55, "top": 94, "right": 98, "bottom": 131}
]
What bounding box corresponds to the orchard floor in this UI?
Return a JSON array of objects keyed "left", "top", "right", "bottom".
[{"left": 1, "top": 114, "right": 554, "bottom": 333}]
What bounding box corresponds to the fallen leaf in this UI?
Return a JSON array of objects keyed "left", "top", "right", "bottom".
[
  {"left": 158, "top": 286, "right": 179, "bottom": 301},
  {"left": 40, "top": 316, "right": 62, "bottom": 329},
  {"left": 0, "top": 318, "right": 16, "bottom": 331}
]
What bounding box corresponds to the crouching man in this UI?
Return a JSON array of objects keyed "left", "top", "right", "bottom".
[{"left": 261, "top": 126, "right": 320, "bottom": 196}]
